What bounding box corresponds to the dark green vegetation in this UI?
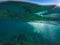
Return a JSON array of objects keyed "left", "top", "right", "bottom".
[
  {"left": 0, "top": 1, "right": 60, "bottom": 21},
  {"left": 0, "top": 1, "right": 60, "bottom": 45}
]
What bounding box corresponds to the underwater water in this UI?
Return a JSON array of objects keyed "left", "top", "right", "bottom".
[{"left": 0, "top": 1, "right": 60, "bottom": 45}]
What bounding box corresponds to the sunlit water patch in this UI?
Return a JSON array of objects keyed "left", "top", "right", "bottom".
[{"left": 28, "top": 22, "right": 60, "bottom": 42}]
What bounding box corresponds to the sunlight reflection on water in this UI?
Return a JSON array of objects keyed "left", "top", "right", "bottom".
[{"left": 27, "top": 22, "right": 60, "bottom": 42}]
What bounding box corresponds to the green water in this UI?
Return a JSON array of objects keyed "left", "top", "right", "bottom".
[{"left": 0, "top": 1, "right": 60, "bottom": 45}]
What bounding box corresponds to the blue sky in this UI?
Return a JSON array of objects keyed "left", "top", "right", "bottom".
[
  {"left": 0, "top": 0, "right": 60, "bottom": 4},
  {"left": 26, "top": 0, "right": 60, "bottom": 4},
  {"left": 28, "top": 0, "right": 57, "bottom": 3}
]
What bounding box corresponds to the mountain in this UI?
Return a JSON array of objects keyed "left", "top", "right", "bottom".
[
  {"left": 0, "top": 1, "right": 60, "bottom": 26},
  {"left": 0, "top": 1, "right": 60, "bottom": 18}
]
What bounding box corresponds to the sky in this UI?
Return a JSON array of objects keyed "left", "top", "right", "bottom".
[
  {"left": 0, "top": 0, "right": 60, "bottom": 5},
  {"left": 26, "top": 0, "right": 60, "bottom": 5}
]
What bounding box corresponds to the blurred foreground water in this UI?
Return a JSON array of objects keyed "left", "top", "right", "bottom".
[{"left": 0, "top": 18, "right": 60, "bottom": 45}]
